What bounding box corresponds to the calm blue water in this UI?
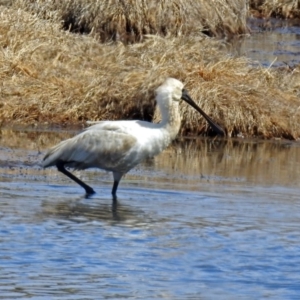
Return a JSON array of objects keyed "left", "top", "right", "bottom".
[{"left": 0, "top": 132, "right": 300, "bottom": 299}]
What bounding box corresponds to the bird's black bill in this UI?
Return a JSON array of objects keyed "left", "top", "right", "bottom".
[{"left": 181, "top": 89, "right": 225, "bottom": 136}]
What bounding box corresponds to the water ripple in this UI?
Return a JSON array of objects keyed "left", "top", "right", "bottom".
[{"left": 1, "top": 134, "right": 300, "bottom": 299}]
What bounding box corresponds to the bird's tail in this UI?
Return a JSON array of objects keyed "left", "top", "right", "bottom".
[{"left": 42, "top": 139, "right": 70, "bottom": 168}]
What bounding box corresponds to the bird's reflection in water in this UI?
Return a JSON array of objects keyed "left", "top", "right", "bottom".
[{"left": 40, "top": 196, "right": 153, "bottom": 227}]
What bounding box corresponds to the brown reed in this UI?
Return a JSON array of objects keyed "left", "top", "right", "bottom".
[
  {"left": 250, "top": 0, "right": 300, "bottom": 19},
  {"left": 0, "top": 7, "right": 299, "bottom": 139},
  {"left": 13, "top": 0, "right": 249, "bottom": 42}
]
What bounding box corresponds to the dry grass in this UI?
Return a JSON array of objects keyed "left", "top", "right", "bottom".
[
  {"left": 250, "top": 0, "right": 300, "bottom": 19},
  {"left": 13, "top": 0, "right": 248, "bottom": 42},
  {"left": 0, "top": 7, "right": 300, "bottom": 139}
]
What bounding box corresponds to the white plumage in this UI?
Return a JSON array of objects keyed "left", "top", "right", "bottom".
[{"left": 42, "top": 78, "right": 224, "bottom": 199}]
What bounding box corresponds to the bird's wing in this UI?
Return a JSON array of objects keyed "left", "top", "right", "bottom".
[
  {"left": 86, "top": 120, "right": 147, "bottom": 134},
  {"left": 43, "top": 129, "right": 138, "bottom": 171}
]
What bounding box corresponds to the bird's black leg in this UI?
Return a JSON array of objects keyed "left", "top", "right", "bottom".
[
  {"left": 56, "top": 160, "right": 95, "bottom": 197},
  {"left": 112, "top": 180, "right": 119, "bottom": 201}
]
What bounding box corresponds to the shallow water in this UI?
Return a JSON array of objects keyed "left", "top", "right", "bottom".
[
  {"left": 1, "top": 129, "right": 300, "bottom": 299},
  {"left": 232, "top": 19, "right": 300, "bottom": 67}
]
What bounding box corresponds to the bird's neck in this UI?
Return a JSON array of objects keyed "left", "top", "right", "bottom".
[{"left": 158, "top": 101, "right": 181, "bottom": 141}]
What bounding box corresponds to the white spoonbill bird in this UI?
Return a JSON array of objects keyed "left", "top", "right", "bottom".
[{"left": 42, "top": 78, "right": 224, "bottom": 199}]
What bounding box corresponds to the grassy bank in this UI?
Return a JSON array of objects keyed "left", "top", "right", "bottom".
[
  {"left": 14, "top": 0, "right": 248, "bottom": 42},
  {"left": 0, "top": 7, "right": 299, "bottom": 139},
  {"left": 250, "top": 0, "right": 300, "bottom": 19},
  {"left": 11, "top": 0, "right": 300, "bottom": 39}
]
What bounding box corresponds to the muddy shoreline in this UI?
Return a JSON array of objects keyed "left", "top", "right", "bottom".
[{"left": 1, "top": 128, "right": 300, "bottom": 189}]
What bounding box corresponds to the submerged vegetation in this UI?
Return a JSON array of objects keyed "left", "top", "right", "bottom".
[{"left": 0, "top": 1, "right": 299, "bottom": 139}]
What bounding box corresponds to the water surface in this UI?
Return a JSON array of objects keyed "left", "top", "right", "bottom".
[
  {"left": 0, "top": 129, "right": 300, "bottom": 299},
  {"left": 232, "top": 18, "right": 300, "bottom": 67}
]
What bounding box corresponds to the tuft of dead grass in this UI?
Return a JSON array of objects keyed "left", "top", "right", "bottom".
[
  {"left": 250, "top": 0, "right": 300, "bottom": 19},
  {"left": 13, "top": 0, "right": 249, "bottom": 42},
  {"left": 0, "top": 7, "right": 300, "bottom": 139}
]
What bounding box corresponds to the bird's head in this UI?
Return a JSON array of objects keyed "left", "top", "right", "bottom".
[
  {"left": 155, "top": 78, "right": 184, "bottom": 104},
  {"left": 155, "top": 78, "right": 225, "bottom": 136}
]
